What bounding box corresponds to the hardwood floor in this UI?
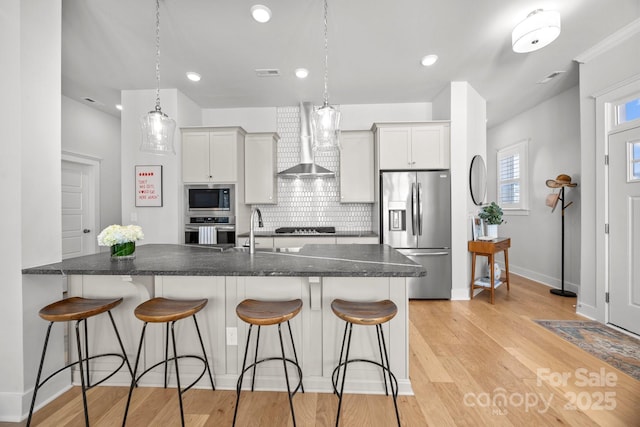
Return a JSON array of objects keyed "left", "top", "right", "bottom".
[{"left": 4, "top": 274, "right": 639, "bottom": 426}]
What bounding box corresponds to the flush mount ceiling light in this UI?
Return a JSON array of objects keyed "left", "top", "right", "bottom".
[
  {"left": 512, "top": 9, "right": 561, "bottom": 53},
  {"left": 311, "top": 0, "right": 341, "bottom": 151},
  {"left": 421, "top": 54, "right": 438, "bottom": 67},
  {"left": 251, "top": 5, "right": 272, "bottom": 23},
  {"left": 186, "top": 71, "right": 201, "bottom": 82},
  {"left": 140, "top": 0, "right": 176, "bottom": 155},
  {"left": 295, "top": 68, "right": 309, "bottom": 79}
]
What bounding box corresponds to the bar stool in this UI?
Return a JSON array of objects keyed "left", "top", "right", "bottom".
[
  {"left": 27, "top": 297, "right": 132, "bottom": 427},
  {"left": 233, "top": 299, "right": 304, "bottom": 427},
  {"left": 122, "top": 297, "right": 215, "bottom": 427},
  {"left": 331, "top": 299, "right": 400, "bottom": 427}
]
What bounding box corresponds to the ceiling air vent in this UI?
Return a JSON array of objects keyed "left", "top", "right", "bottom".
[
  {"left": 255, "top": 68, "right": 281, "bottom": 77},
  {"left": 83, "top": 97, "right": 96, "bottom": 103},
  {"left": 537, "top": 71, "right": 565, "bottom": 84}
]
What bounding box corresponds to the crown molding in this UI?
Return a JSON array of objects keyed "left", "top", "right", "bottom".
[{"left": 574, "top": 18, "right": 640, "bottom": 64}]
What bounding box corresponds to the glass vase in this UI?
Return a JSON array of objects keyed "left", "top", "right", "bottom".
[{"left": 111, "top": 241, "right": 136, "bottom": 260}]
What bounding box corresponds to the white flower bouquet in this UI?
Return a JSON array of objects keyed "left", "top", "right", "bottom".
[{"left": 97, "top": 224, "right": 144, "bottom": 247}]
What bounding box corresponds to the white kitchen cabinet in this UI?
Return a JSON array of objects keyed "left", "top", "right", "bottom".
[
  {"left": 182, "top": 127, "right": 246, "bottom": 183},
  {"left": 244, "top": 133, "right": 279, "bottom": 204},
  {"left": 339, "top": 131, "right": 374, "bottom": 203},
  {"left": 336, "top": 236, "right": 379, "bottom": 244},
  {"left": 373, "top": 122, "right": 450, "bottom": 170},
  {"left": 273, "top": 236, "right": 336, "bottom": 248}
]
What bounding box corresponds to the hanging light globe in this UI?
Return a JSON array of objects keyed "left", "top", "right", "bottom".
[
  {"left": 311, "top": 102, "right": 341, "bottom": 151},
  {"left": 140, "top": 107, "right": 176, "bottom": 154}
]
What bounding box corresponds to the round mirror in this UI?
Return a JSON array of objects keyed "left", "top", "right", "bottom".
[{"left": 469, "top": 155, "right": 487, "bottom": 206}]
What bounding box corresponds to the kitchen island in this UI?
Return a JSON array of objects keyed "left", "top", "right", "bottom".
[{"left": 23, "top": 244, "right": 424, "bottom": 394}]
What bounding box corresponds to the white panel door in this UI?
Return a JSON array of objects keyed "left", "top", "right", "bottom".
[
  {"left": 61, "top": 161, "right": 96, "bottom": 259},
  {"left": 608, "top": 125, "right": 640, "bottom": 335}
]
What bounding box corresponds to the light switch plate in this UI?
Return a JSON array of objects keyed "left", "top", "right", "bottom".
[{"left": 226, "top": 327, "right": 238, "bottom": 346}]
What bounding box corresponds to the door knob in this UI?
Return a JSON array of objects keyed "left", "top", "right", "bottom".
[{"left": 83, "top": 229, "right": 91, "bottom": 233}]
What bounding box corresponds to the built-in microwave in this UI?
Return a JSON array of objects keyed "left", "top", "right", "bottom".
[{"left": 186, "top": 185, "right": 232, "bottom": 211}]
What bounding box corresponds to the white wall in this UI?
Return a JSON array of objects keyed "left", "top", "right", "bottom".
[
  {"left": 0, "top": 0, "right": 67, "bottom": 421},
  {"left": 577, "top": 30, "right": 640, "bottom": 321},
  {"left": 487, "top": 87, "right": 581, "bottom": 292},
  {"left": 62, "top": 96, "right": 122, "bottom": 231},
  {"left": 433, "top": 82, "right": 487, "bottom": 299}
]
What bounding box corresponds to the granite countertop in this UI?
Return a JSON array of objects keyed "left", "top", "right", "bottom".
[
  {"left": 237, "top": 231, "right": 379, "bottom": 238},
  {"left": 22, "top": 244, "right": 424, "bottom": 278}
]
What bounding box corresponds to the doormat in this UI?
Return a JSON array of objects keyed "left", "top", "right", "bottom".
[{"left": 534, "top": 320, "right": 640, "bottom": 381}]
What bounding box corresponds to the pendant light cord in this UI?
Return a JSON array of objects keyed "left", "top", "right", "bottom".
[
  {"left": 322, "top": 0, "right": 330, "bottom": 107},
  {"left": 154, "top": 0, "right": 162, "bottom": 112}
]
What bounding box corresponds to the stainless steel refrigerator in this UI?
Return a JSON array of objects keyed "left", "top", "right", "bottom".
[{"left": 381, "top": 171, "right": 451, "bottom": 299}]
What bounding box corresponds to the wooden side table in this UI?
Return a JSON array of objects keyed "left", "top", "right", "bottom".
[{"left": 468, "top": 238, "right": 511, "bottom": 304}]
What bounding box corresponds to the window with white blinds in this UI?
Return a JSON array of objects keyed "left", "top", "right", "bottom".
[{"left": 497, "top": 140, "right": 528, "bottom": 211}]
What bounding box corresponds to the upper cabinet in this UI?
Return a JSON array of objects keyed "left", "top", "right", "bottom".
[
  {"left": 244, "top": 132, "right": 279, "bottom": 204},
  {"left": 373, "top": 122, "right": 450, "bottom": 170},
  {"left": 182, "top": 127, "right": 246, "bottom": 183},
  {"left": 339, "top": 130, "right": 374, "bottom": 203}
]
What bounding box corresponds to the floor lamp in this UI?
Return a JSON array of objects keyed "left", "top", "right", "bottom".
[{"left": 546, "top": 174, "right": 578, "bottom": 297}]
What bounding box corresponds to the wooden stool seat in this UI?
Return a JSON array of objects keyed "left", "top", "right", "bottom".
[
  {"left": 236, "top": 299, "right": 302, "bottom": 326},
  {"left": 134, "top": 297, "right": 207, "bottom": 323},
  {"left": 331, "top": 299, "right": 397, "bottom": 325},
  {"left": 39, "top": 297, "right": 123, "bottom": 322}
]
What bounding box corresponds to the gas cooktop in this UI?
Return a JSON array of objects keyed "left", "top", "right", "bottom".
[{"left": 275, "top": 226, "right": 336, "bottom": 234}]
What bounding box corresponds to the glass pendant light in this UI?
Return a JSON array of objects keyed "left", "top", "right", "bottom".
[
  {"left": 311, "top": 0, "right": 341, "bottom": 151},
  {"left": 140, "top": 0, "right": 176, "bottom": 155}
]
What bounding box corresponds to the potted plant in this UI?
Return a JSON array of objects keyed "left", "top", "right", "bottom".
[{"left": 478, "top": 202, "right": 503, "bottom": 238}]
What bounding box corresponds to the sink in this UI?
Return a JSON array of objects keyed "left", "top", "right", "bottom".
[{"left": 224, "top": 246, "right": 302, "bottom": 253}]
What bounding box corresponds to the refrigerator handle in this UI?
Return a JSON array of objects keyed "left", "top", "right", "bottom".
[
  {"left": 417, "top": 182, "right": 423, "bottom": 235},
  {"left": 411, "top": 182, "right": 418, "bottom": 235}
]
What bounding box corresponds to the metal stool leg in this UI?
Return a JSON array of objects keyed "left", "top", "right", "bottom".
[
  {"left": 378, "top": 324, "right": 400, "bottom": 426},
  {"left": 164, "top": 323, "right": 170, "bottom": 388},
  {"left": 376, "top": 324, "right": 389, "bottom": 395},
  {"left": 170, "top": 321, "right": 185, "bottom": 427},
  {"left": 122, "top": 322, "right": 148, "bottom": 427},
  {"left": 335, "top": 322, "right": 353, "bottom": 427},
  {"left": 250, "top": 325, "right": 261, "bottom": 391},
  {"left": 26, "top": 322, "right": 53, "bottom": 427},
  {"left": 233, "top": 324, "right": 254, "bottom": 426},
  {"left": 278, "top": 323, "right": 297, "bottom": 427},
  {"left": 75, "top": 320, "right": 90, "bottom": 426},
  {"left": 107, "top": 311, "right": 133, "bottom": 378},
  {"left": 286, "top": 320, "right": 304, "bottom": 393},
  {"left": 192, "top": 314, "right": 215, "bottom": 390}
]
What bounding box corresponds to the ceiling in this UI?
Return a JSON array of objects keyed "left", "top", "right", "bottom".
[{"left": 61, "top": 0, "right": 640, "bottom": 128}]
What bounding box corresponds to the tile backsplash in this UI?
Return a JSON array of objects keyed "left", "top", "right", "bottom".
[{"left": 252, "top": 106, "right": 373, "bottom": 232}]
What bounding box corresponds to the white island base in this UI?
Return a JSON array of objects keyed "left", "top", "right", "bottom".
[{"left": 68, "top": 274, "right": 412, "bottom": 396}]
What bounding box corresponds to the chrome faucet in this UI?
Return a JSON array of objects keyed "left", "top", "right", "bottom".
[{"left": 249, "top": 208, "right": 263, "bottom": 254}]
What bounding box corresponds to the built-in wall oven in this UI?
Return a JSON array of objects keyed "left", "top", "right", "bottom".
[{"left": 184, "top": 185, "right": 235, "bottom": 245}]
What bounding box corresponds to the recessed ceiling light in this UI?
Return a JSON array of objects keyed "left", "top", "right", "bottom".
[
  {"left": 421, "top": 54, "right": 438, "bottom": 67},
  {"left": 295, "top": 68, "right": 309, "bottom": 79},
  {"left": 251, "top": 5, "right": 272, "bottom": 23},
  {"left": 115, "top": 104, "right": 123, "bottom": 111},
  {"left": 186, "top": 72, "right": 201, "bottom": 82}
]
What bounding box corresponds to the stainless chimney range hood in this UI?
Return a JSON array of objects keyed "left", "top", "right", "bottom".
[{"left": 277, "top": 102, "right": 335, "bottom": 179}]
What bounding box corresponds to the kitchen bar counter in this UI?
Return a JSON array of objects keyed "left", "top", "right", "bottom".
[
  {"left": 22, "top": 243, "right": 422, "bottom": 277},
  {"left": 23, "top": 243, "right": 420, "bottom": 396}
]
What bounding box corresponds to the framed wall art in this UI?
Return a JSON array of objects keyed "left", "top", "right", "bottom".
[{"left": 135, "top": 165, "right": 163, "bottom": 207}]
